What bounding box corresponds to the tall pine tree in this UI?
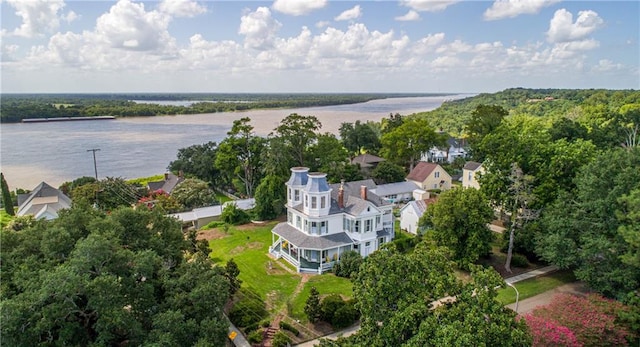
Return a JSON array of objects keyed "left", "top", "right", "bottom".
[{"left": 1, "top": 172, "right": 15, "bottom": 216}]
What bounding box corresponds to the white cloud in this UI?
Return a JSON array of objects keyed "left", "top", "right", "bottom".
[
  {"left": 63, "top": 11, "right": 79, "bottom": 24},
  {"left": 591, "top": 59, "right": 623, "bottom": 72},
  {"left": 315, "top": 20, "right": 331, "bottom": 29},
  {"left": 272, "top": 0, "right": 327, "bottom": 16},
  {"left": 484, "top": 0, "right": 561, "bottom": 21},
  {"left": 239, "top": 7, "right": 282, "bottom": 50},
  {"left": 335, "top": 5, "right": 362, "bottom": 21},
  {"left": 6, "top": 0, "right": 65, "bottom": 37},
  {"left": 158, "top": 0, "right": 207, "bottom": 18},
  {"left": 401, "top": 0, "right": 459, "bottom": 12},
  {"left": 95, "top": 0, "right": 173, "bottom": 51},
  {"left": 395, "top": 10, "right": 420, "bottom": 21},
  {"left": 547, "top": 9, "right": 603, "bottom": 43},
  {"left": 1, "top": 44, "right": 20, "bottom": 62}
]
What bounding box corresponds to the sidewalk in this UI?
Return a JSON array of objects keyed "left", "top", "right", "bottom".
[{"left": 293, "top": 264, "right": 560, "bottom": 347}]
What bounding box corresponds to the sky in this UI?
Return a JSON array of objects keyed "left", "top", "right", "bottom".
[{"left": 1, "top": 0, "right": 638, "bottom": 93}]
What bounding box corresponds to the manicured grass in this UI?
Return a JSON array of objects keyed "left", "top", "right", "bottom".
[
  {"left": 496, "top": 270, "right": 576, "bottom": 305},
  {"left": 290, "top": 274, "right": 353, "bottom": 321},
  {"left": 208, "top": 222, "right": 299, "bottom": 303},
  {"left": 126, "top": 174, "right": 165, "bottom": 186},
  {"left": 216, "top": 193, "right": 233, "bottom": 203}
]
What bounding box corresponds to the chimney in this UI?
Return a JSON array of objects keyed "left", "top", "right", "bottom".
[
  {"left": 164, "top": 172, "right": 169, "bottom": 181},
  {"left": 338, "top": 180, "right": 345, "bottom": 208},
  {"left": 360, "top": 185, "right": 367, "bottom": 200}
]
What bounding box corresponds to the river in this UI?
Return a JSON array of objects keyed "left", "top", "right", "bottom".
[{"left": 0, "top": 94, "right": 470, "bottom": 190}]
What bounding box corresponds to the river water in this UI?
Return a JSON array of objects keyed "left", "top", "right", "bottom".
[{"left": 0, "top": 94, "right": 469, "bottom": 190}]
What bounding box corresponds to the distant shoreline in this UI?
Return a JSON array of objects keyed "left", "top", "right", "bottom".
[{"left": 22, "top": 116, "right": 115, "bottom": 123}]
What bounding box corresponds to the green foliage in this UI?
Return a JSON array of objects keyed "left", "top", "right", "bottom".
[
  {"left": 247, "top": 330, "right": 264, "bottom": 344},
  {"left": 220, "top": 203, "right": 251, "bottom": 225},
  {"left": 125, "top": 174, "right": 165, "bottom": 187},
  {"left": 332, "top": 250, "right": 363, "bottom": 278},
  {"left": 347, "top": 244, "right": 531, "bottom": 346},
  {"left": 58, "top": 176, "right": 96, "bottom": 197},
  {"left": 279, "top": 321, "right": 299, "bottom": 336},
  {"left": 307, "top": 133, "right": 353, "bottom": 183},
  {"left": 0, "top": 205, "right": 230, "bottom": 346},
  {"left": 305, "top": 286, "right": 322, "bottom": 323},
  {"left": 331, "top": 299, "right": 359, "bottom": 329},
  {"left": 370, "top": 161, "right": 406, "bottom": 184},
  {"left": 465, "top": 104, "right": 507, "bottom": 160},
  {"left": 339, "top": 120, "right": 381, "bottom": 155},
  {"left": 422, "top": 188, "right": 494, "bottom": 268},
  {"left": 168, "top": 141, "right": 220, "bottom": 184},
  {"left": 273, "top": 113, "right": 322, "bottom": 167},
  {"left": 171, "top": 178, "right": 217, "bottom": 209},
  {"left": 253, "top": 174, "right": 286, "bottom": 220},
  {"left": 272, "top": 331, "right": 292, "bottom": 347},
  {"left": 228, "top": 288, "right": 268, "bottom": 328},
  {"left": 200, "top": 220, "right": 226, "bottom": 230},
  {"left": 225, "top": 258, "right": 242, "bottom": 295},
  {"left": 510, "top": 253, "right": 529, "bottom": 268},
  {"left": 320, "top": 294, "right": 345, "bottom": 323},
  {"left": 0, "top": 173, "right": 15, "bottom": 216},
  {"left": 537, "top": 148, "right": 640, "bottom": 298},
  {"left": 380, "top": 117, "right": 445, "bottom": 170}
]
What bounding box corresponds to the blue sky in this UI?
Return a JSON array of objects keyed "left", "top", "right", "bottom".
[{"left": 1, "top": 0, "right": 638, "bottom": 93}]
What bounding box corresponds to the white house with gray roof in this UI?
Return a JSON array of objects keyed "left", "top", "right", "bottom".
[
  {"left": 17, "top": 182, "right": 71, "bottom": 220},
  {"left": 269, "top": 167, "right": 394, "bottom": 274}
]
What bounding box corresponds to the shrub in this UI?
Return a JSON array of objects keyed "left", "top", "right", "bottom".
[
  {"left": 220, "top": 203, "right": 251, "bottom": 225},
  {"left": 305, "top": 287, "right": 322, "bottom": 323},
  {"left": 320, "top": 294, "right": 345, "bottom": 323},
  {"left": 200, "top": 220, "right": 226, "bottom": 230},
  {"left": 510, "top": 253, "right": 529, "bottom": 268},
  {"left": 244, "top": 322, "right": 260, "bottom": 334},
  {"left": 279, "top": 321, "right": 299, "bottom": 336},
  {"left": 260, "top": 320, "right": 271, "bottom": 328},
  {"left": 333, "top": 251, "right": 363, "bottom": 278},
  {"left": 272, "top": 331, "right": 292, "bottom": 347},
  {"left": 332, "top": 301, "right": 359, "bottom": 329},
  {"left": 247, "top": 330, "right": 263, "bottom": 344},
  {"left": 523, "top": 315, "right": 580, "bottom": 347}
]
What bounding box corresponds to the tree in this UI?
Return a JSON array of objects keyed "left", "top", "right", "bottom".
[
  {"left": 168, "top": 141, "right": 220, "bottom": 185},
  {"left": 171, "top": 178, "right": 217, "bottom": 209},
  {"left": 618, "top": 188, "right": 640, "bottom": 269},
  {"left": 137, "top": 189, "right": 183, "bottom": 214},
  {"left": 0, "top": 205, "right": 231, "bottom": 346},
  {"left": 465, "top": 104, "right": 507, "bottom": 161},
  {"left": 272, "top": 113, "right": 322, "bottom": 167},
  {"left": 339, "top": 120, "right": 381, "bottom": 156},
  {"left": 504, "top": 163, "right": 538, "bottom": 273},
  {"left": 370, "top": 161, "right": 406, "bottom": 184},
  {"left": 58, "top": 176, "right": 97, "bottom": 197},
  {"left": 307, "top": 133, "right": 352, "bottom": 183},
  {"left": 332, "top": 250, "right": 363, "bottom": 278},
  {"left": 421, "top": 188, "right": 494, "bottom": 268},
  {"left": 380, "top": 112, "right": 404, "bottom": 135},
  {"left": 225, "top": 258, "right": 242, "bottom": 295},
  {"left": 536, "top": 147, "right": 640, "bottom": 298},
  {"left": 1, "top": 173, "right": 14, "bottom": 216},
  {"left": 220, "top": 203, "right": 251, "bottom": 225},
  {"left": 524, "top": 293, "right": 632, "bottom": 347},
  {"left": 253, "top": 174, "right": 286, "bottom": 220},
  {"left": 380, "top": 117, "right": 444, "bottom": 171},
  {"left": 305, "top": 286, "right": 322, "bottom": 323},
  {"left": 619, "top": 103, "right": 640, "bottom": 148},
  {"left": 215, "top": 118, "right": 266, "bottom": 197},
  {"left": 70, "top": 177, "right": 146, "bottom": 211},
  {"left": 346, "top": 243, "right": 530, "bottom": 346}
]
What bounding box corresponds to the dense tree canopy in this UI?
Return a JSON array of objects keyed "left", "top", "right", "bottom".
[
  {"left": 339, "top": 120, "right": 381, "bottom": 156},
  {"left": 342, "top": 243, "right": 530, "bottom": 346},
  {"left": 421, "top": 188, "right": 494, "bottom": 268},
  {"left": 0, "top": 205, "right": 231, "bottom": 346},
  {"left": 536, "top": 148, "right": 640, "bottom": 298},
  {"left": 168, "top": 141, "right": 220, "bottom": 185},
  {"left": 380, "top": 117, "right": 444, "bottom": 171},
  {"left": 171, "top": 178, "right": 217, "bottom": 209}
]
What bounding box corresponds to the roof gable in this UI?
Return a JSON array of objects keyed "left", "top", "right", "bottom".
[
  {"left": 406, "top": 162, "right": 440, "bottom": 182},
  {"left": 463, "top": 161, "right": 482, "bottom": 171}
]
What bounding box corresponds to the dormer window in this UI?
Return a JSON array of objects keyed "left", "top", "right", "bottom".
[
  {"left": 321, "top": 196, "right": 326, "bottom": 208},
  {"left": 311, "top": 196, "right": 317, "bottom": 209},
  {"left": 294, "top": 189, "right": 300, "bottom": 201}
]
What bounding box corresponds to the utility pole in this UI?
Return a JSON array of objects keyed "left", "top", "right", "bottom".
[{"left": 87, "top": 148, "right": 101, "bottom": 180}]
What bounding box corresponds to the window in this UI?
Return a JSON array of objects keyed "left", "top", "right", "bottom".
[
  {"left": 320, "top": 221, "right": 327, "bottom": 234},
  {"left": 294, "top": 189, "right": 300, "bottom": 201},
  {"left": 435, "top": 171, "right": 440, "bottom": 178},
  {"left": 321, "top": 196, "right": 326, "bottom": 208},
  {"left": 365, "top": 219, "right": 372, "bottom": 232},
  {"left": 376, "top": 215, "right": 381, "bottom": 226},
  {"left": 354, "top": 244, "right": 359, "bottom": 250},
  {"left": 434, "top": 184, "right": 438, "bottom": 189},
  {"left": 287, "top": 211, "right": 292, "bottom": 223},
  {"left": 379, "top": 237, "right": 384, "bottom": 245},
  {"left": 365, "top": 241, "right": 371, "bottom": 247},
  {"left": 355, "top": 221, "right": 360, "bottom": 233},
  {"left": 288, "top": 188, "right": 292, "bottom": 200},
  {"left": 305, "top": 195, "right": 308, "bottom": 207},
  {"left": 468, "top": 172, "right": 472, "bottom": 181},
  {"left": 304, "top": 220, "right": 309, "bottom": 232},
  {"left": 296, "top": 216, "right": 301, "bottom": 229},
  {"left": 311, "top": 221, "right": 318, "bottom": 234},
  {"left": 311, "top": 196, "right": 317, "bottom": 208}
]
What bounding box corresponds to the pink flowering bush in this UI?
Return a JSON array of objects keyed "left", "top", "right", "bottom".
[{"left": 525, "top": 293, "right": 630, "bottom": 347}]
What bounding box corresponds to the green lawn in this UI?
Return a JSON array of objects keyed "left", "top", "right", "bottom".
[
  {"left": 215, "top": 193, "right": 232, "bottom": 203},
  {"left": 207, "top": 222, "right": 352, "bottom": 318},
  {"left": 290, "top": 274, "right": 353, "bottom": 321},
  {"left": 496, "top": 270, "right": 576, "bottom": 305}
]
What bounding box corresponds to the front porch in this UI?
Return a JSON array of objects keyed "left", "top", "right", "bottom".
[{"left": 269, "top": 222, "right": 354, "bottom": 274}]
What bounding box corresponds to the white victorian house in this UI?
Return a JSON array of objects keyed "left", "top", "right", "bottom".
[{"left": 269, "top": 167, "right": 394, "bottom": 274}]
